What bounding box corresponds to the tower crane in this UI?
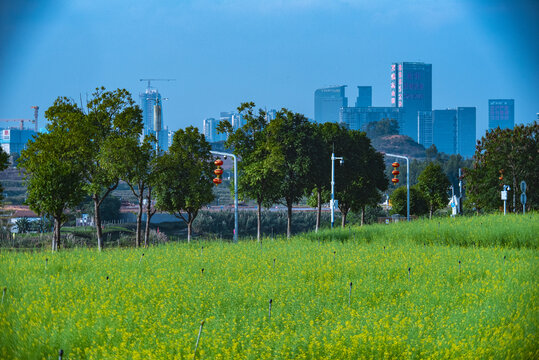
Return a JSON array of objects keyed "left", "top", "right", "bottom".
[
  {"left": 0, "top": 106, "right": 39, "bottom": 131},
  {"left": 139, "top": 78, "right": 176, "bottom": 89}
]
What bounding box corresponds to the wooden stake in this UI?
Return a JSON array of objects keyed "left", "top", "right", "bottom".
[{"left": 193, "top": 320, "right": 205, "bottom": 359}]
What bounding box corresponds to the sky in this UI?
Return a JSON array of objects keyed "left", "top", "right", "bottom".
[{"left": 1, "top": 0, "right": 538, "bottom": 140}]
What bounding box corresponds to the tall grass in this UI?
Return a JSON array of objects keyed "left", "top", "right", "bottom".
[
  {"left": 0, "top": 213, "right": 537, "bottom": 359},
  {"left": 308, "top": 213, "right": 538, "bottom": 249}
]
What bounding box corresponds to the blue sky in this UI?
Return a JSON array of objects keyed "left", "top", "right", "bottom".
[{"left": 1, "top": 0, "right": 537, "bottom": 140}]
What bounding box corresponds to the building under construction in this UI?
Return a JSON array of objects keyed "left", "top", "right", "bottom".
[{"left": 0, "top": 106, "right": 39, "bottom": 155}]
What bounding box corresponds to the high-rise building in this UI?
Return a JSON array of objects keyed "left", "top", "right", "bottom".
[
  {"left": 488, "top": 99, "right": 514, "bottom": 130},
  {"left": 417, "top": 111, "right": 433, "bottom": 149},
  {"left": 456, "top": 107, "right": 476, "bottom": 158},
  {"left": 432, "top": 109, "right": 457, "bottom": 155},
  {"left": 340, "top": 107, "right": 402, "bottom": 131},
  {"left": 314, "top": 85, "right": 348, "bottom": 123},
  {"left": 391, "top": 62, "right": 432, "bottom": 141},
  {"left": 355, "top": 86, "right": 372, "bottom": 107},
  {"left": 139, "top": 87, "right": 169, "bottom": 151},
  {"left": 424, "top": 107, "right": 476, "bottom": 157}
]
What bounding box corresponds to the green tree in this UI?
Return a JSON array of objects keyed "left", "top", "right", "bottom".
[
  {"left": 389, "top": 185, "right": 428, "bottom": 217},
  {"left": 218, "top": 103, "right": 283, "bottom": 242},
  {"left": 335, "top": 129, "right": 388, "bottom": 227},
  {"left": 417, "top": 162, "right": 451, "bottom": 219},
  {"left": 153, "top": 127, "right": 214, "bottom": 242},
  {"left": 101, "top": 134, "right": 156, "bottom": 247},
  {"left": 307, "top": 122, "right": 338, "bottom": 232},
  {"left": 465, "top": 122, "right": 538, "bottom": 213},
  {"left": 18, "top": 101, "right": 86, "bottom": 250},
  {"left": 81, "top": 88, "right": 143, "bottom": 250},
  {"left": 267, "top": 109, "right": 314, "bottom": 238},
  {"left": 0, "top": 147, "right": 9, "bottom": 204}
]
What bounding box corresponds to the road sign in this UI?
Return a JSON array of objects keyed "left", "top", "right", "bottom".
[
  {"left": 520, "top": 193, "right": 527, "bottom": 204},
  {"left": 501, "top": 190, "right": 507, "bottom": 201},
  {"left": 520, "top": 181, "right": 526, "bottom": 193}
]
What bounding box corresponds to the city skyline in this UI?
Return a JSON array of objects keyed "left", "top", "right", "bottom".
[{"left": 1, "top": 0, "right": 537, "bottom": 141}]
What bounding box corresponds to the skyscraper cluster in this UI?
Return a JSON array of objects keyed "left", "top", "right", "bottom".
[{"left": 314, "top": 62, "right": 515, "bottom": 159}]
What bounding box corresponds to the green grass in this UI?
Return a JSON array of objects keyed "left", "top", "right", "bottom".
[{"left": 0, "top": 214, "right": 537, "bottom": 359}]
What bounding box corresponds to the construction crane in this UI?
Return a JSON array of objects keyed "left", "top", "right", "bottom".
[
  {"left": 139, "top": 78, "right": 176, "bottom": 89},
  {"left": 0, "top": 106, "right": 39, "bottom": 131}
]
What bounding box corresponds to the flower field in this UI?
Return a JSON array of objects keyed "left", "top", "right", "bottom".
[{"left": 0, "top": 214, "right": 538, "bottom": 359}]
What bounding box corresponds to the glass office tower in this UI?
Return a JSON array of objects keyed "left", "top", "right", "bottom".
[
  {"left": 488, "top": 99, "right": 514, "bottom": 130},
  {"left": 391, "top": 62, "right": 432, "bottom": 141},
  {"left": 457, "top": 107, "right": 476, "bottom": 158}
]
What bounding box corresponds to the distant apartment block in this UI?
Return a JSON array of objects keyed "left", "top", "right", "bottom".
[
  {"left": 203, "top": 117, "right": 226, "bottom": 143},
  {"left": 488, "top": 99, "right": 514, "bottom": 130},
  {"left": 314, "top": 85, "right": 348, "bottom": 123},
  {"left": 0, "top": 128, "right": 36, "bottom": 155},
  {"left": 391, "top": 62, "right": 432, "bottom": 141}
]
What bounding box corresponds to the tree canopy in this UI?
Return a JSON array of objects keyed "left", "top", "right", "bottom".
[
  {"left": 153, "top": 126, "right": 214, "bottom": 242},
  {"left": 465, "top": 122, "right": 538, "bottom": 213},
  {"left": 18, "top": 100, "right": 86, "bottom": 250},
  {"left": 417, "top": 162, "right": 451, "bottom": 219}
]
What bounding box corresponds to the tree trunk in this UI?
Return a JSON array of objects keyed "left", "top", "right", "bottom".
[
  {"left": 286, "top": 201, "right": 292, "bottom": 239},
  {"left": 53, "top": 217, "right": 60, "bottom": 251},
  {"left": 341, "top": 208, "right": 347, "bottom": 228},
  {"left": 361, "top": 206, "right": 365, "bottom": 226},
  {"left": 316, "top": 189, "right": 321, "bottom": 232},
  {"left": 187, "top": 220, "right": 192, "bottom": 243},
  {"left": 513, "top": 174, "right": 517, "bottom": 213},
  {"left": 93, "top": 195, "right": 103, "bottom": 251},
  {"left": 144, "top": 188, "right": 152, "bottom": 247},
  {"left": 429, "top": 205, "right": 433, "bottom": 220},
  {"left": 136, "top": 194, "right": 143, "bottom": 248},
  {"left": 257, "top": 199, "right": 262, "bottom": 242}
]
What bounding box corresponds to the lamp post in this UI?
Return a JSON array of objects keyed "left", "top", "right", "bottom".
[
  {"left": 211, "top": 150, "right": 238, "bottom": 242},
  {"left": 331, "top": 152, "right": 344, "bottom": 229},
  {"left": 385, "top": 153, "right": 410, "bottom": 221}
]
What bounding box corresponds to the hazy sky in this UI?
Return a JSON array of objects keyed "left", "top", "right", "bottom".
[{"left": 1, "top": 0, "right": 537, "bottom": 140}]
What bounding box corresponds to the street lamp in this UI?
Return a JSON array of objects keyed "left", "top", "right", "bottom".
[
  {"left": 211, "top": 150, "right": 238, "bottom": 242},
  {"left": 331, "top": 152, "right": 344, "bottom": 229}
]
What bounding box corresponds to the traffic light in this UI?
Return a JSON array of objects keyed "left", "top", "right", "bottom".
[
  {"left": 213, "top": 159, "right": 223, "bottom": 186},
  {"left": 391, "top": 162, "right": 400, "bottom": 185}
]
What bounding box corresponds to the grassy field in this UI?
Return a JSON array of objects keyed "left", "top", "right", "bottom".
[{"left": 0, "top": 214, "right": 537, "bottom": 359}]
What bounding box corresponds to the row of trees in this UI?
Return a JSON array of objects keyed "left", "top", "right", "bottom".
[
  {"left": 18, "top": 88, "right": 215, "bottom": 250},
  {"left": 218, "top": 103, "right": 388, "bottom": 240},
  {"left": 16, "top": 91, "right": 390, "bottom": 250}
]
